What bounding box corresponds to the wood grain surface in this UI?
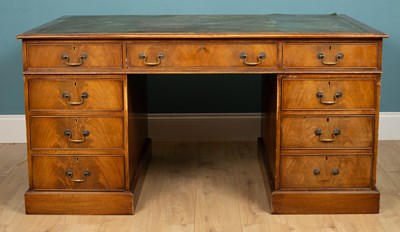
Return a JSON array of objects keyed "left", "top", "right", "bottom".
[
  {"left": 29, "top": 116, "right": 124, "bottom": 150},
  {"left": 127, "top": 42, "right": 278, "bottom": 68},
  {"left": 282, "top": 77, "right": 376, "bottom": 110},
  {"left": 28, "top": 76, "right": 124, "bottom": 111},
  {"left": 281, "top": 115, "right": 374, "bottom": 149},
  {"left": 26, "top": 42, "right": 123, "bottom": 69},
  {"left": 283, "top": 42, "right": 379, "bottom": 68}
]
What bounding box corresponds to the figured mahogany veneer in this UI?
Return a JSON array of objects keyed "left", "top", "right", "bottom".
[
  {"left": 30, "top": 116, "right": 124, "bottom": 150},
  {"left": 26, "top": 42, "right": 123, "bottom": 69},
  {"left": 17, "top": 15, "right": 387, "bottom": 215},
  {"left": 281, "top": 115, "right": 374, "bottom": 149},
  {"left": 282, "top": 76, "right": 376, "bottom": 110},
  {"left": 28, "top": 76, "right": 124, "bottom": 111},
  {"left": 32, "top": 155, "right": 125, "bottom": 190},
  {"left": 280, "top": 154, "right": 373, "bottom": 189},
  {"left": 127, "top": 42, "right": 278, "bottom": 68},
  {"left": 283, "top": 43, "right": 379, "bottom": 69}
]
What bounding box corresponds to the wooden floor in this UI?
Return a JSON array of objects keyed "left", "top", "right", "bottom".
[{"left": 1, "top": 141, "right": 400, "bottom": 232}]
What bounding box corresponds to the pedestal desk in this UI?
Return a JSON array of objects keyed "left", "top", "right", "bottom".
[{"left": 17, "top": 15, "right": 387, "bottom": 214}]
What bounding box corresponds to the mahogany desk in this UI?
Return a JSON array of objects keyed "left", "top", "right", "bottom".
[{"left": 17, "top": 15, "right": 387, "bottom": 214}]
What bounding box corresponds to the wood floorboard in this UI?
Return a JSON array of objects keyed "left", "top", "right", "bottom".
[
  {"left": 228, "top": 142, "right": 290, "bottom": 232},
  {"left": 285, "top": 215, "right": 338, "bottom": 232},
  {"left": 332, "top": 214, "right": 386, "bottom": 232},
  {"left": 146, "top": 143, "right": 196, "bottom": 232},
  {"left": 0, "top": 144, "right": 26, "bottom": 182},
  {"left": 0, "top": 144, "right": 28, "bottom": 228},
  {"left": 376, "top": 163, "right": 400, "bottom": 193},
  {"left": 0, "top": 141, "right": 399, "bottom": 232},
  {"left": 378, "top": 193, "right": 400, "bottom": 231},
  {"left": 194, "top": 142, "right": 242, "bottom": 232}
]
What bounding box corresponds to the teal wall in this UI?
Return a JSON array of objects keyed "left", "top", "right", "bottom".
[{"left": 1, "top": 0, "right": 398, "bottom": 114}]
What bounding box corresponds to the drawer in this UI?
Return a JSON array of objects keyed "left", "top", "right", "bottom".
[
  {"left": 26, "top": 42, "right": 123, "bottom": 69},
  {"left": 281, "top": 116, "right": 374, "bottom": 149},
  {"left": 32, "top": 155, "right": 125, "bottom": 190},
  {"left": 28, "top": 76, "right": 124, "bottom": 111},
  {"left": 282, "top": 78, "right": 376, "bottom": 110},
  {"left": 30, "top": 117, "right": 124, "bottom": 150},
  {"left": 283, "top": 43, "right": 378, "bottom": 68},
  {"left": 280, "top": 155, "right": 372, "bottom": 189},
  {"left": 127, "top": 42, "right": 278, "bottom": 68}
]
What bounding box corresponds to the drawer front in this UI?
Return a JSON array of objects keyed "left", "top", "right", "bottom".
[
  {"left": 127, "top": 42, "right": 278, "bottom": 68},
  {"left": 280, "top": 155, "right": 372, "bottom": 189},
  {"left": 283, "top": 43, "right": 378, "bottom": 68},
  {"left": 30, "top": 117, "right": 124, "bottom": 150},
  {"left": 28, "top": 77, "right": 124, "bottom": 111},
  {"left": 26, "top": 43, "right": 123, "bottom": 69},
  {"left": 282, "top": 78, "right": 376, "bottom": 110},
  {"left": 281, "top": 116, "right": 374, "bottom": 149},
  {"left": 32, "top": 155, "right": 125, "bottom": 190}
]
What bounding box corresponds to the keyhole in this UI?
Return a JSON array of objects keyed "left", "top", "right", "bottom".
[
  {"left": 73, "top": 82, "right": 77, "bottom": 87},
  {"left": 328, "top": 81, "right": 331, "bottom": 86},
  {"left": 329, "top": 46, "right": 332, "bottom": 50},
  {"left": 75, "top": 118, "right": 78, "bottom": 123},
  {"left": 326, "top": 156, "right": 328, "bottom": 160},
  {"left": 327, "top": 117, "right": 330, "bottom": 122},
  {"left": 76, "top": 157, "right": 79, "bottom": 163},
  {"left": 72, "top": 46, "right": 76, "bottom": 50}
]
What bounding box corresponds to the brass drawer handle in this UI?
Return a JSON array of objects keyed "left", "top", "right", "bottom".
[
  {"left": 65, "top": 170, "right": 91, "bottom": 183},
  {"left": 317, "top": 52, "right": 344, "bottom": 65},
  {"left": 316, "top": 91, "right": 342, "bottom": 105},
  {"left": 239, "top": 52, "right": 266, "bottom": 66},
  {"left": 314, "top": 128, "right": 341, "bottom": 142},
  {"left": 313, "top": 168, "right": 321, "bottom": 176},
  {"left": 62, "top": 91, "right": 89, "bottom": 105},
  {"left": 331, "top": 168, "right": 340, "bottom": 176},
  {"left": 64, "top": 129, "right": 90, "bottom": 143},
  {"left": 61, "top": 52, "right": 88, "bottom": 67},
  {"left": 139, "top": 52, "right": 164, "bottom": 66}
]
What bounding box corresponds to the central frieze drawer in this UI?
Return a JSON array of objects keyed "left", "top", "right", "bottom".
[
  {"left": 282, "top": 78, "right": 376, "bottom": 110},
  {"left": 281, "top": 116, "right": 374, "bottom": 149},
  {"left": 32, "top": 155, "right": 125, "bottom": 190},
  {"left": 28, "top": 76, "right": 124, "bottom": 111},
  {"left": 26, "top": 42, "right": 123, "bottom": 69},
  {"left": 127, "top": 42, "right": 278, "bottom": 68},
  {"left": 280, "top": 155, "right": 372, "bottom": 189},
  {"left": 283, "top": 43, "right": 378, "bottom": 68},
  {"left": 30, "top": 117, "right": 124, "bottom": 150}
]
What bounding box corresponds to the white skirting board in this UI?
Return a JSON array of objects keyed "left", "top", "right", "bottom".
[
  {"left": 1, "top": 113, "right": 400, "bottom": 143},
  {"left": 0, "top": 115, "right": 26, "bottom": 143}
]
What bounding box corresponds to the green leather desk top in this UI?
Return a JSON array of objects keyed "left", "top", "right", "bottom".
[{"left": 17, "top": 14, "right": 387, "bottom": 39}]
